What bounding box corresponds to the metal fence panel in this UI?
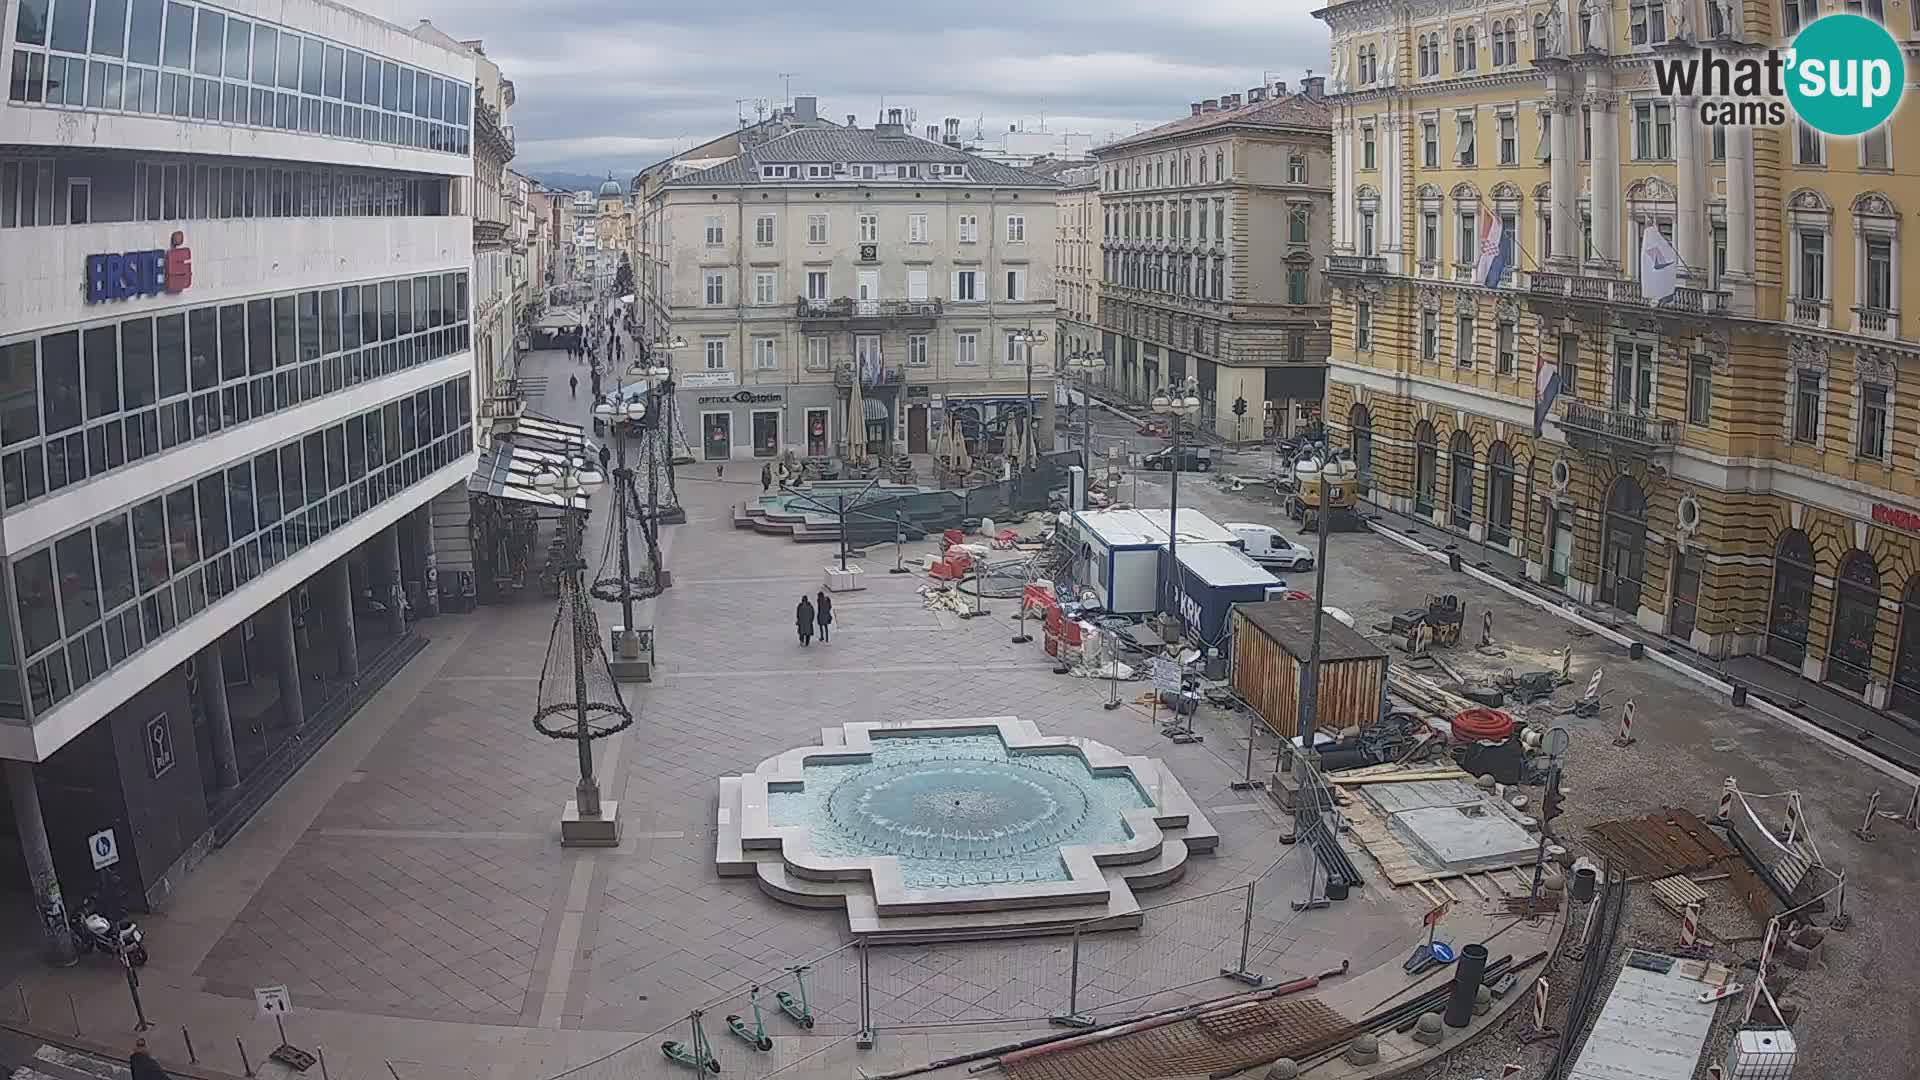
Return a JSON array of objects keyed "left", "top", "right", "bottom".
[
  {"left": 865, "top": 936, "right": 1074, "bottom": 1032},
  {"left": 1067, "top": 887, "right": 1254, "bottom": 1022}
]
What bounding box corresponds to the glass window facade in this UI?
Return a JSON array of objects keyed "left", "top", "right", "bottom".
[
  {"left": 0, "top": 269, "right": 470, "bottom": 510},
  {"left": 9, "top": 0, "right": 472, "bottom": 155},
  {"left": 5, "top": 372, "right": 472, "bottom": 720}
]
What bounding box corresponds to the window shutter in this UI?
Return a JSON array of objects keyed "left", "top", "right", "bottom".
[
  {"left": 950, "top": 270, "right": 961, "bottom": 300},
  {"left": 908, "top": 270, "right": 928, "bottom": 301}
]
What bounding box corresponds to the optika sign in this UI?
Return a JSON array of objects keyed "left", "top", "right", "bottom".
[
  {"left": 86, "top": 231, "right": 192, "bottom": 304},
  {"left": 1651, "top": 14, "right": 1904, "bottom": 136}
]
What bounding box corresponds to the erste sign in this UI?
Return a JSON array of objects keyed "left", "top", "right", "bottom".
[{"left": 86, "top": 231, "right": 192, "bottom": 304}]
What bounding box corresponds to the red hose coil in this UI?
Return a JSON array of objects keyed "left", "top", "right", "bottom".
[{"left": 1452, "top": 707, "right": 1515, "bottom": 742}]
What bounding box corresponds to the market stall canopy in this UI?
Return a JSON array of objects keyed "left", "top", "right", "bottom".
[
  {"left": 513, "top": 414, "right": 600, "bottom": 457},
  {"left": 534, "top": 308, "right": 585, "bottom": 331},
  {"left": 619, "top": 294, "right": 636, "bottom": 305}
]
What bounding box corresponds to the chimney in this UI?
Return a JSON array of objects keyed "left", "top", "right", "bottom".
[
  {"left": 1224, "top": 93, "right": 1244, "bottom": 109},
  {"left": 793, "top": 94, "right": 817, "bottom": 123},
  {"left": 1274, "top": 80, "right": 1288, "bottom": 95},
  {"left": 1248, "top": 87, "right": 1267, "bottom": 103},
  {"left": 1301, "top": 75, "right": 1325, "bottom": 97},
  {"left": 927, "top": 124, "right": 939, "bottom": 141},
  {"left": 877, "top": 108, "right": 907, "bottom": 137},
  {"left": 1202, "top": 99, "right": 1220, "bottom": 112},
  {"left": 888, "top": 107, "right": 904, "bottom": 125},
  {"left": 945, "top": 117, "right": 961, "bottom": 145},
  {"left": 1191, "top": 103, "right": 1203, "bottom": 116},
  {"left": 847, "top": 113, "right": 857, "bottom": 127}
]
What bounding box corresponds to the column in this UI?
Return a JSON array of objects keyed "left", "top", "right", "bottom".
[
  {"left": 380, "top": 525, "right": 406, "bottom": 638},
  {"left": 1675, "top": 99, "right": 1706, "bottom": 281},
  {"left": 1548, "top": 79, "right": 1576, "bottom": 266},
  {"left": 4, "top": 760, "right": 76, "bottom": 965},
  {"left": 1588, "top": 79, "right": 1620, "bottom": 269},
  {"left": 268, "top": 595, "right": 305, "bottom": 731},
  {"left": 414, "top": 506, "right": 440, "bottom": 618},
  {"left": 1332, "top": 117, "right": 1350, "bottom": 253},
  {"left": 194, "top": 644, "right": 239, "bottom": 791},
  {"left": 1726, "top": 123, "right": 1755, "bottom": 306},
  {"left": 325, "top": 560, "right": 358, "bottom": 682}
]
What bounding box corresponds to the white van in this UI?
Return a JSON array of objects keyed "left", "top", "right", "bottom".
[{"left": 1227, "top": 522, "right": 1315, "bottom": 570}]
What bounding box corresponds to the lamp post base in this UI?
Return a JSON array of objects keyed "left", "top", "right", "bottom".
[
  {"left": 560, "top": 800, "right": 622, "bottom": 847},
  {"left": 609, "top": 626, "right": 654, "bottom": 683}
]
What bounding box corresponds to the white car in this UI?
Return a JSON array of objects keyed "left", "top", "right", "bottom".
[{"left": 1227, "top": 523, "right": 1316, "bottom": 571}]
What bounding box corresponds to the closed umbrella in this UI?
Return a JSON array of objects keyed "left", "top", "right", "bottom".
[{"left": 847, "top": 366, "right": 867, "bottom": 462}]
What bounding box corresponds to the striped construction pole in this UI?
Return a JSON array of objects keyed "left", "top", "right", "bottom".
[
  {"left": 1717, "top": 777, "right": 1737, "bottom": 823},
  {"left": 1745, "top": 920, "right": 1778, "bottom": 1024},
  {"left": 1560, "top": 647, "right": 1573, "bottom": 681},
  {"left": 1779, "top": 794, "right": 1802, "bottom": 843},
  {"left": 1855, "top": 790, "right": 1883, "bottom": 842},
  {"left": 1532, "top": 977, "right": 1549, "bottom": 1031},
  {"left": 1905, "top": 783, "right": 1920, "bottom": 830},
  {"left": 1584, "top": 667, "right": 1603, "bottom": 703},
  {"left": 1680, "top": 903, "right": 1700, "bottom": 947},
  {"left": 1613, "top": 699, "right": 1636, "bottom": 747}
]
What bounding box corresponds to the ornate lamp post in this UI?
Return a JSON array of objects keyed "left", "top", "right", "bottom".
[
  {"left": 1152, "top": 376, "right": 1202, "bottom": 638},
  {"left": 1007, "top": 327, "right": 1050, "bottom": 646},
  {"left": 1064, "top": 349, "right": 1104, "bottom": 477},
  {"left": 649, "top": 336, "right": 688, "bottom": 525},
  {"left": 530, "top": 457, "right": 629, "bottom": 847},
  {"left": 591, "top": 377, "right": 665, "bottom": 683}
]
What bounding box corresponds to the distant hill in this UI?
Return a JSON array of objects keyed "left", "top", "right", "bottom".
[{"left": 529, "top": 171, "right": 618, "bottom": 194}]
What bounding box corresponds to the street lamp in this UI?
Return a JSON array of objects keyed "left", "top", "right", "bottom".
[
  {"left": 1152, "top": 376, "right": 1201, "bottom": 640},
  {"left": 1064, "top": 349, "right": 1104, "bottom": 480},
  {"left": 1006, "top": 326, "right": 1050, "bottom": 646},
  {"left": 646, "top": 338, "right": 689, "bottom": 524},
  {"left": 530, "top": 457, "right": 630, "bottom": 847},
  {"left": 591, "top": 390, "right": 660, "bottom": 681}
]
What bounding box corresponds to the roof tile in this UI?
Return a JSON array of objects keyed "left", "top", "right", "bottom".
[{"left": 1099, "top": 93, "right": 1332, "bottom": 154}]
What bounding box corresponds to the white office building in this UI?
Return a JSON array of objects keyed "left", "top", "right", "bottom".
[{"left": 0, "top": 0, "right": 478, "bottom": 959}]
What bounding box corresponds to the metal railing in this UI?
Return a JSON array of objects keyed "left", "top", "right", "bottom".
[
  {"left": 1326, "top": 254, "right": 1386, "bottom": 275},
  {"left": 832, "top": 365, "right": 907, "bottom": 388},
  {"left": 1560, "top": 399, "right": 1681, "bottom": 447},
  {"left": 1528, "top": 270, "right": 1729, "bottom": 313},
  {"left": 796, "top": 298, "right": 943, "bottom": 320},
  {"left": 1791, "top": 296, "right": 1830, "bottom": 326}
]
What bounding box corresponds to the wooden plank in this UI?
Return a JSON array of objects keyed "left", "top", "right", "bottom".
[
  {"left": 1434, "top": 879, "right": 1461, "bottom": 904},
  {"left": 1412, "top": 881, "right": 1440, "bottom": 905},
  {"left": 1330, "top": 769, "right": 1474, "bottom": 785},
  {"left": 1461, "top": 873, "right": 1491, "bottom": 901}
]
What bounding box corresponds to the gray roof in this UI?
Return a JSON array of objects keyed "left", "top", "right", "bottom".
[{"left": 667, "top": 127, "right": 1063, "bottom": 189}]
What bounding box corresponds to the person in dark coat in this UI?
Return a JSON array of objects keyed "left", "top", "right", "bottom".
[
  {"left": 815, "top": 590, "right": 833, "bottom": 643},
  {"left": 796, "top": 596, "right": 815, "bottom": 647},
  {"left": 129, "top": 1039, "right": 172, "bottom": 1080},
  {"left": 761, "top": 463, "right": 773, "bottom": 492},
  {"left": 598, "top": 444, "right": 611, "bottom": 473}
]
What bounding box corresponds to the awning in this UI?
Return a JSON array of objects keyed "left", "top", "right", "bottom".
[
  {"left": 467, "top": 445, "right": 592, "bottom": 510},
  {"left": 863, "top": 398, "right": 890, "bottom": 421},
  {"left": 619, "top": 294, "right": 636, "bottom": 305},
  {"left": 534, "top": 309, "right": 586, "bottom": 331},
  {"left": 513, "top": 413, "right": 600, "bottom": 456}
]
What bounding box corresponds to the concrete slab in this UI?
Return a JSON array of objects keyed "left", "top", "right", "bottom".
[{"left": 1391, "top": 805, "right": 1537, "bottom": 868}]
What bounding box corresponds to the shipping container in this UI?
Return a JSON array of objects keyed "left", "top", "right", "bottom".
[
  {"left": 1231, "top": 600, "right": 1389, "bottom": 739},
  {"left": 1167, "top": 544, "right": 1282, "bottom": 653},
  {"left": 1063, "top": 508, "right": 1241, "bottom": 615}
]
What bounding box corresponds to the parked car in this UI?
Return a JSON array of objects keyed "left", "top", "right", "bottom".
[
  {"left": 1227, "top": 522, "right": 1315, "bottom": 570},
  {"left": 1143, "top": 446, "right": 1212, "bottom": 472}
]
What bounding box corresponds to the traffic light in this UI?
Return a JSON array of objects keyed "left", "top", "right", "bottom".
[
  {"left": 1542, "top": 769, "right": 1566, "bottom": 823},
  {"left": 1232, "top": 396, "right": 1248, "bottom": 417}
]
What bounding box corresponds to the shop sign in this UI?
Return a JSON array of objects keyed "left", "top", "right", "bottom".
[
  {"left": 1872, "top": 502, "right": 1920, "bottom": 532},
  {"left": 680, "top": 371, "right": 738, "bottom": 389},
  {"left": 86, "top": 231, "right": 192, "bottom": 304},
  {"left": 698, "top": 390, "right": 782, "bottom": 405},
  {"left": 907, "top": 386, "right": 931, "bottom": 398}
]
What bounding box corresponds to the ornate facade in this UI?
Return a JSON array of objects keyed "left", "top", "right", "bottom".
[{"left": 1319, "top": 0, "right": 1920, "bottom": 712}]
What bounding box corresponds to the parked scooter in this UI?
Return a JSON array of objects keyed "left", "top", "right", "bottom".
[{"left": 70, "top": 897, "right": 147, "bottom": 967}]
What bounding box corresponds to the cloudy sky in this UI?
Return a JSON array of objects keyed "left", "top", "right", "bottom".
[{"left": 406, "top": 0, "right": 1332, "bottom": 180}]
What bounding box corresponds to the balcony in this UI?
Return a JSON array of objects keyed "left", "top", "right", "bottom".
[
  {"left": 1527, "top": 271, "right": 1729, "bottom": 315},
  {"left": 1559, "top": 399, "right": 1680, "bottom": 456},
  {"left": 795, "top": 298, "right": 942, "bottom": 330},
  {"left": 481, "top": 378, "right": 525, "bottom": 424},
  {"left": 834, "top": 363, "right": 908, "bottom": 392},
  {"left": 1853, "top": 305, "right": 1901, "bottom": 339},
  {"left": 1326, "top": 254, "right": 1386, "bottom": 276},
  {"left": 1790, "top": 297, "right": 1830, "bottom": 327}
]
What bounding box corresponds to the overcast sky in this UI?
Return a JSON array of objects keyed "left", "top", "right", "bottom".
[{"left": 405, "top": 0, "right": 1332, "bottom": 179}]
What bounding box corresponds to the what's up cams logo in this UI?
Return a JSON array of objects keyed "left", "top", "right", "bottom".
[{"left": 1651, "top": 13, "right": 1906, "bottom": 136}]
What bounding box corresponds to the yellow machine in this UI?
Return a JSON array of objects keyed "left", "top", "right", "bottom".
[{"left": 1287, "top": 457, "right": 1364, "bottom": 533}]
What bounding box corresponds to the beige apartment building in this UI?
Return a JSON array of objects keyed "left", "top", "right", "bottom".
[
  {"left": 1033, "top": 161, "right": 1102, "bottom": 366},
  {"left": 1094, "top": 80, "right": 1334, "bottom": 441},
  {"left": 657, "top": 112, "right": 1060, "bottom": 462}
]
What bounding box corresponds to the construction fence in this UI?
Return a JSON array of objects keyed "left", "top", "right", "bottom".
[{"left": 546, "top": 875, "right": 1306, "bottom": 1080}]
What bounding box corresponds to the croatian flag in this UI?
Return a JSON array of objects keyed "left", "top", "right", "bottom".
[
  {"left": 1474, "top": 213, "right": 1508, "bottom": 288},
  {"left": 1534, "top": 350, "right": 1563, "bottom": 437}
]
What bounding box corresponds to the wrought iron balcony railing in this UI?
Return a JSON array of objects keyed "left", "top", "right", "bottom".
[
  {"left": 833, "top": 365, "right": 908, "bottom": 388},
  {"left": 1528, "top": 271, "right": 1728, "bottom": 314},
  {"left": 1559, "top": 399, "right": 1680, "bottom": 448},
  {"left": 1326, "top": 254, "right": 1386, "bottom": 275},
  {"left": 796, "top": 298, "right": 944, "bottom": 320}
]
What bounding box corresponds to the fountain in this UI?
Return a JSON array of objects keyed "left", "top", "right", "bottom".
[{"left": 716, "top": 717, "right": 1219, "bottom": 941}]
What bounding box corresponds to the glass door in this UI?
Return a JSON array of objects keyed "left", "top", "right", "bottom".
[
  {"left": 1670, "top": 552, "right": 1700, "bottom": 641},
  {"left": 702, "top": 412, "right": 732, "bottom": 461}
]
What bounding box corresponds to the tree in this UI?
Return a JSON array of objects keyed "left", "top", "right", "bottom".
[{"left": 613, "top": 255, "right": 634, "bottom": 297}]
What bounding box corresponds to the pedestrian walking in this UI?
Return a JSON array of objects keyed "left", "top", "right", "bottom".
[
  {"left": 129, "top": 1039, "right": 173, "bottom": 1080},
  {"left": 761, "top": 462, "right": 773, "bottom": 493},
  {"left": 598, "top": 444, "right": 611, "bottom": 473},
  {"left": 569, "top": 374, "right": 579, "bottom": 398},
  {"left": 815, "top": 590, "right": 833, "bottom": 643},
  {"left": 796, "top": 595, "right": 815, "bottom": 647}
]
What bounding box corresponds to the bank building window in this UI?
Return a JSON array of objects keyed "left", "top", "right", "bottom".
[
  {"left": 1859, "top": 382, "right": 1891, "bottom": 460},
  {"left": 1792, "top": 370, "right": 1823, "bottom": 444}
]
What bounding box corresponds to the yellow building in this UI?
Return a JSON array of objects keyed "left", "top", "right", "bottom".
[
  {"left": 1318, "top": 0, "right": 1920, "bottom": 713},
  {"left": 1031, "top": 161, "right": 1102, "bottom": 365}
]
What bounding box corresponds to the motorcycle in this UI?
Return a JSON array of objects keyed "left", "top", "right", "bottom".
[{"left": 71, "top": 898, "right": 147, "bottom": 967}]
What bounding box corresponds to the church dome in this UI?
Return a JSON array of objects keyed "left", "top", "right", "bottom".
[{"left": 598, "top": 176, "right": 624, "bottom": 197}]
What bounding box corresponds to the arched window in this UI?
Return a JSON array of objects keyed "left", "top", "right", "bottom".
[
  {"left": 1349, "top": 404, "right": 1374, "bottom": 476},
  {"left": 1215, "top": 151, "right": 1225, "bottom": 182},
  {"left": 1534, "top": 13, "right": 1549, "bottom": 56},
  {"left": 1199, "top": 155, "right": 1207, "bottom": 184},
  {"left": 1486, "top": 441, "right": 1515, "bottom": 545},
  {"left": 1414, "top": 420, "right": 1438, "bottom": 516},
  {"left": 1454, "top": 28, "right": 1467, "bottom": 71},
  {"left": 1829, "top": 550, "right": 1882, "bottom": 694},
  {"left": 1768, "top": 530, "right": 1815, "bottom": 665},
  {"left": 1448, "top": 430, "right": 1475, "bottom": 529},
  {"left": 1891, "top": 577, "right": 1920, "bottom": 717},
  {"left": 1464, "top": 27, "right": 1478, "bottom": 69}
]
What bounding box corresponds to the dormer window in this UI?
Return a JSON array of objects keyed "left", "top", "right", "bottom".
[
  {"left": 761, "top": 164, "right": 790, "bottom": 179},
  {"left": 806, "top": 164, "right": 831, "bottom": 179},
  {"left": 853, "top": 164, "right": 875, "bottom": 179},
  {"left": 942, "top": 164, "right": 966, "bottom": 178}
]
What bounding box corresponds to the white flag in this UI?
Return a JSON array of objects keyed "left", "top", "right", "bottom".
[{"left": 1640, "top": 226, "right": 1680, "bottom": 304}]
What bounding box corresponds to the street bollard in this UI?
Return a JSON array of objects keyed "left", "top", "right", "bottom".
[
  {"left": 1717, "top": 777, "right": 1737, "bottom": 823},
  {"left": 182, "top": 1025, "right": 197, "bottom": 1064},
  {"left": 237, "top": 1037, "right": 254, "bottom": 1078}
]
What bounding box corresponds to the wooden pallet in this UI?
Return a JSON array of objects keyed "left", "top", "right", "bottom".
[
  {"left": 1585, "top": 808, "right": 1736, "bottom": 880},
  {"left": 1338, "top": 790, "right": 1540, "bottom": 889}
]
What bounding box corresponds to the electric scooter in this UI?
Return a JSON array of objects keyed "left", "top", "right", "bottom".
[
  {"left": 776, "top": 965, "right": 815, "bottom": 1029},
  {"left": 725, "top": 985, "right": 773, "bottom": 1051},
  {"left": 660, "top": 1009, "right": 720, "bottom": 1073}
]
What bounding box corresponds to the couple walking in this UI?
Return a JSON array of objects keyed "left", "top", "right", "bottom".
[{"left": 795, "top": 590, "right": 833, "bottom": 646}]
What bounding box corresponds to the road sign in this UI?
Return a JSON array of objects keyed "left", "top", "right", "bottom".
[
  {"left": 87, "top": 829, "right": 119, "bottom": 871},
  {"left": 1150, "top": 656, "right": 1181, "bottom": 693},
  {"left": 254, "top": 985, "right": 292, "bottom": 1017}
]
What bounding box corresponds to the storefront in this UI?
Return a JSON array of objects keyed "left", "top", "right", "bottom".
[{"left": 694, "top": 388, "right": 784, "bottom": 461}]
